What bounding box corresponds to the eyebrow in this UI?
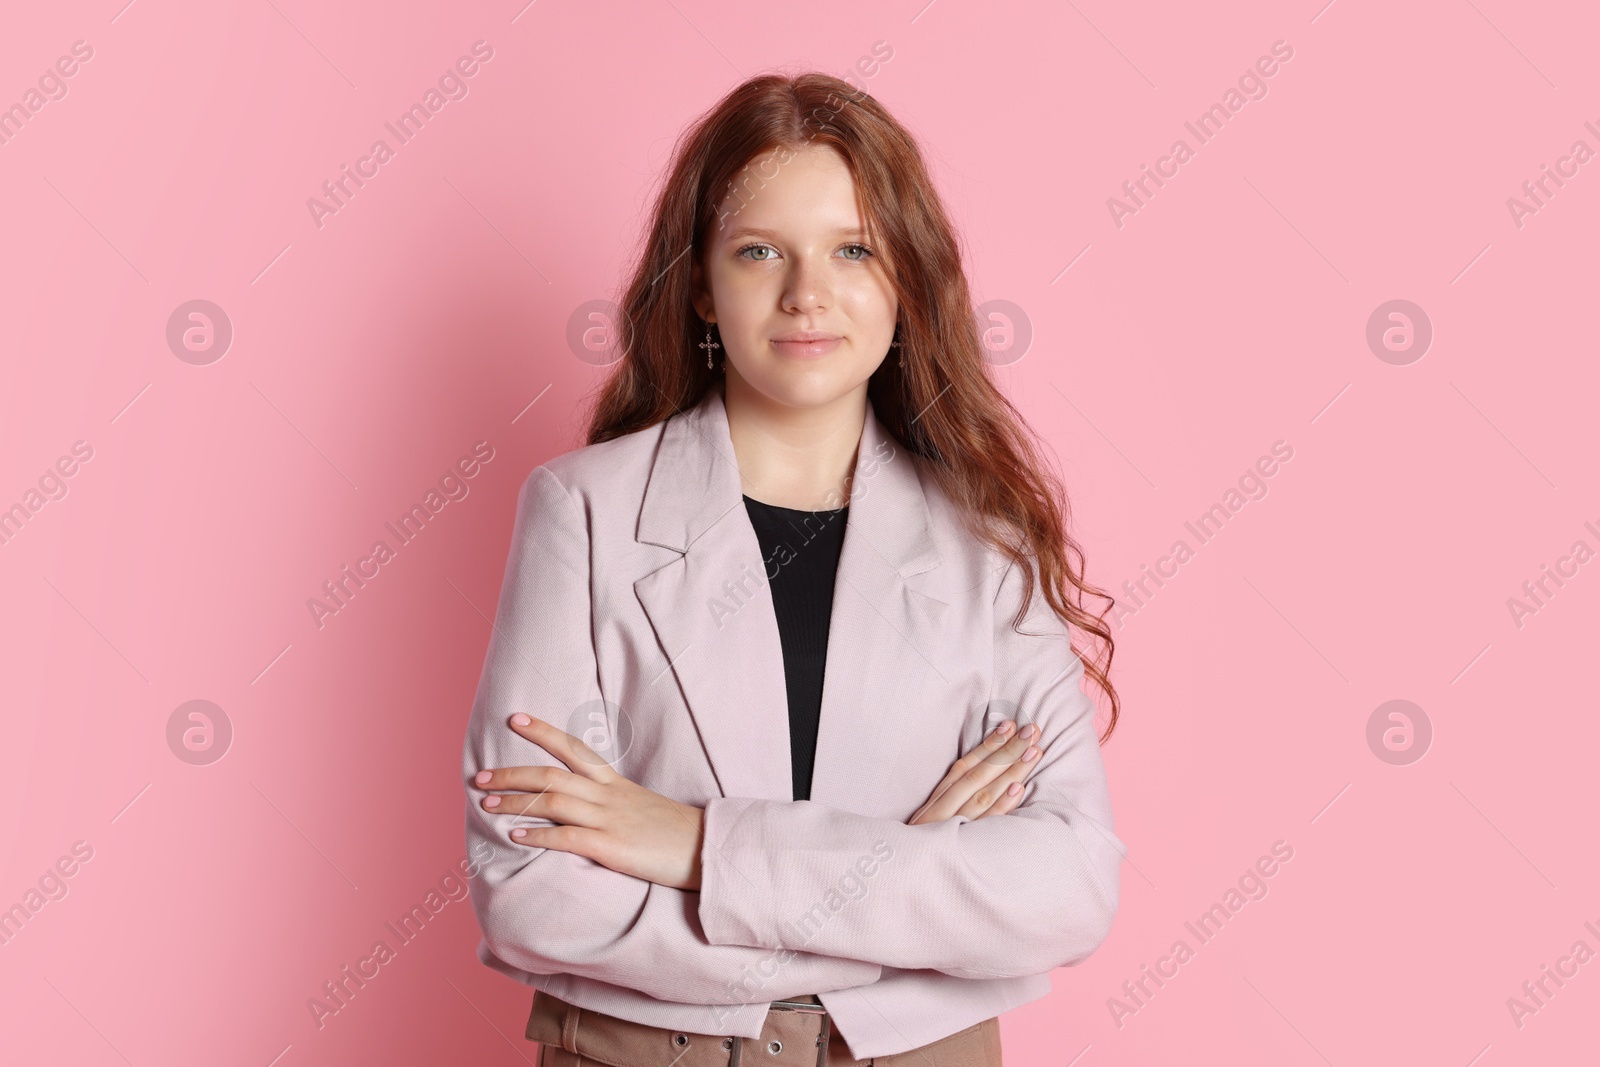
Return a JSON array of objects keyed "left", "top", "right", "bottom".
[{"left": 721, "top": 226, "right": 868, "bottom": 242}]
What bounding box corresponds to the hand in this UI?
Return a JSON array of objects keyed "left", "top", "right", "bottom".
[
  {"left": 907, "top": 719, "right": 1044, "bottom": 825},
  {"left": 473, "top": 713, "right": 707, "bottom": 891}
]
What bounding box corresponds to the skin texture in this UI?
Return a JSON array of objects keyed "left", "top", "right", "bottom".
[{"left": 473, "top": 146, "right": 1045, "bottom": 890}]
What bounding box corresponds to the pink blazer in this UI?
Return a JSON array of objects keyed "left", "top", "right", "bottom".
[{"left": 462, "top": 383, "right": 1125, "bottom": 1059}]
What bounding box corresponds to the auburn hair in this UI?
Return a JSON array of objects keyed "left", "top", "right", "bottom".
[{"left": 582, "top": 72, "right": 1121, "bottom": 742}]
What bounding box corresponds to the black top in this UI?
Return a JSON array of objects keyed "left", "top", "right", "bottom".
[{"left": 741, "top": 494, "right": 849, "bottom": 802}]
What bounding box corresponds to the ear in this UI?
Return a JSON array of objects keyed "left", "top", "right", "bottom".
[{"left": 688, "top": 256, "right": 713, "bottom": 322}]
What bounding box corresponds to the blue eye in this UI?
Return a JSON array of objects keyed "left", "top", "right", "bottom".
[{"left": 733, "top": 243, "right": 877, "bottom": 261}]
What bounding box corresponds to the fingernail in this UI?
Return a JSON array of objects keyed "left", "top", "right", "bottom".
[
  {"left": 1023, "top": 746, "right": 1039, "bottom": 761},
  {"left": 1021, "top": 724, "right": 1037, "bottom": 738},
  {"left": 475, "top": 770, "right": 492, "bottom": 785},
  {"left": 512, "top": 713, "right": 531, "bottom": 726},
  {"left": 484, "top": 796, "right": 500, "bottom": 808},
  {"left": 511, "top": 828, "right": 526, "bottom": 838},
  {"left": 1007, "top": 783, "right": 1021, "bottom": 796},
  {"left": 998, "top": 721, "right": 1013, "bottom": 733}
]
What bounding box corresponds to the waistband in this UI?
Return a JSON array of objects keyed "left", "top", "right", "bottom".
[{"left": 526, "top": 989, "right": 835, "bottom": 1067}]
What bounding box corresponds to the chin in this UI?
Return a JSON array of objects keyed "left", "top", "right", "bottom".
[{"left": 741, "top": 365, "right": 870, "bottom": 411}]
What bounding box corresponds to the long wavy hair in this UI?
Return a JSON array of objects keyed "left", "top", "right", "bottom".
[{"left": 582, "top": 72, "right": 1121, "bottom": 742}]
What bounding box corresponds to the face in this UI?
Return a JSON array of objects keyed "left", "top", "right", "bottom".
[{"left": 692, "top": 144, "right": 899, "bottom": 413}]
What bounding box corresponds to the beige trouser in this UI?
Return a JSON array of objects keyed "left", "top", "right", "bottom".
[{"left": 526, "top": 989, "right": 1003, "bottom": 1067}]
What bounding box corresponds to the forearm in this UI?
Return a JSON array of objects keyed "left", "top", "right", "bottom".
[
  {"left": 469, "top": 816, "right": 882, "bottom": 1004},
  {"left": 696, "top": 791, "right": 1121, "bottom": 979}
]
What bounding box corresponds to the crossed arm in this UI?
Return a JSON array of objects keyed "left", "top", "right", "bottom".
[{"left": 462, "top": 466, "right": 1125, "bottom": 1001}]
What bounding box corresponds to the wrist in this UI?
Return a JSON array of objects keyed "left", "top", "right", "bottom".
[{"left": 686, "top": 803, "right": 706, "bottom": 891}]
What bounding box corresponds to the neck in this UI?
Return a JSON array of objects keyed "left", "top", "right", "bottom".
[{"left": 721, "top": 373, "right": 867, "bottom": 511}]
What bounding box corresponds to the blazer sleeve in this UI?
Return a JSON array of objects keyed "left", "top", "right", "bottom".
[
  {"left": 696, "top": 552, "right": 1126, "bottom": 980},
  {"left": 463, "top": 465, "right": 883, "bottom": 1004}
]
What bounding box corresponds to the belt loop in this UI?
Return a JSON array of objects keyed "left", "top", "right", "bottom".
[{"left": 560, "top": 1000, "right": 581, "bottom": 1054}]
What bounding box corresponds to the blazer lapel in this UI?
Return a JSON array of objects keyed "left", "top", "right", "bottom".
[
  {"left": 806, "top": 404, "right": 949, "bottom": 817},
  {"left": 633, "top": 384, "right": 948, "bottom": 814}
]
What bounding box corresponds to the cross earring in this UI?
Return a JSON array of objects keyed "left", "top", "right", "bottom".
[
  {"left": 891, "top": 325, "right": 903, "bottom": 367},
  {"left": 700, "top": 320, "right": 720, "bottom": 370}
]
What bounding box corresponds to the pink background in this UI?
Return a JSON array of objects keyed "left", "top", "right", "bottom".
[{"left": 2, "top": 1, "right": 1596, "bottom": 1064}]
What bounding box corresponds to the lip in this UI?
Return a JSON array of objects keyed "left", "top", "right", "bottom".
[{"left": 771, "top": 332, "right": 843, "bottom": 358}]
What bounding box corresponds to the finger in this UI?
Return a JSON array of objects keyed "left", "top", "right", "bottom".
[
  {"left": 952, "top": 777, "right": 1006, "bottom": 819},
  {"left": 952, "top": 738, "right": 1042, "bottom": 819},
  {"left": 483, "top": 786, "right": 608, "bottom": 829},
  {"left": 911, "top": 720, "right": 1039, "bottom": 825},
  {"left": 507, "top": 714, "right": 620, "bottom": 782},
  {"left": 974, "top": 720, "right": 1038, "bottom": 769},
  {"left": 944, "top": 723, "right": 1033, "bottom": 797},
  {"left": 473, "top": 765, "right": 609, "bottom": 805},
  {"left": 974, "top": 779, "right": 1028, "bottom": 820},
  {"left": 956, "top": 720, "right": 1015, "bottom": 772},
  {"left": 923, "top": 721, "right": 1016, "bottom": 808},
  {"left": 944, "top": 725, "right": 1037, "bottom": 805},
  {"left": 508, "top": 823, "right": 610, "bottom": 866}
]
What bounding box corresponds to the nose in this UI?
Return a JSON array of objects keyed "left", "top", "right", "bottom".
[{"left": 781, "top": 251, "right": 832, "bottom": 315}]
